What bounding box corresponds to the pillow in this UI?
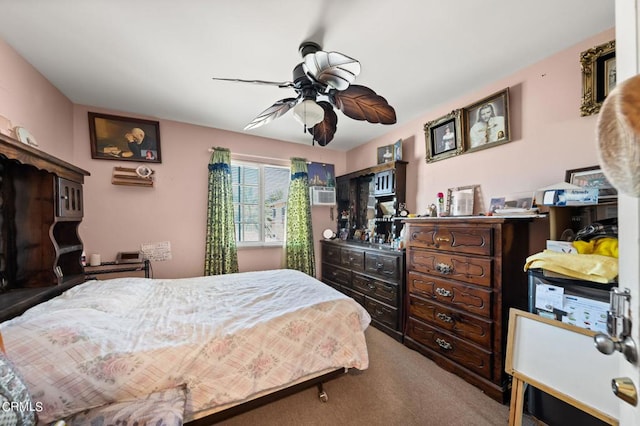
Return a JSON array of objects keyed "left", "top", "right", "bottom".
[
  {"left": 0, "top": 351, "right": 37, "bottom": 426},
  {"left": 61, "top": 385, "right": 187, "bottom": 426}
]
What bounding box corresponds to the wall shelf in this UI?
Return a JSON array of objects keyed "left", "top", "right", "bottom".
[{"left": 112, "top": 166, "right": 154, "bottom": 187}]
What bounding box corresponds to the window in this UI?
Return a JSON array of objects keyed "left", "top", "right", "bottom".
[{"left": 231, "top": 162, "right": 290, "bottom": 244}]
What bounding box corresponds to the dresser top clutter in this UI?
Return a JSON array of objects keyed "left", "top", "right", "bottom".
[{"left": 0, "top": 132, "right": 90, "bottom": 322}]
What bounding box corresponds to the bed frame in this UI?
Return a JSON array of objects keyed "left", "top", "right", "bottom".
[{"left": 186, "top": 368, "right": 346, "bottom": 425}]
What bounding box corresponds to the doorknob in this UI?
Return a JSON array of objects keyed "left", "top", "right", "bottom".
[
  {"left": 593, "top": 287, "right": 638, "bottom": 364},
  {"left": 612, "top": 377, "right": 638, "bottom": 406}
]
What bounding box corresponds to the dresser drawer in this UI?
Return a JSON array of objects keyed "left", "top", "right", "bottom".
[
  {"left": 352, "top": 273, "right": 398, "bottom": 307},
  {"left": 408, "top": 295, "right": 492, "bottom": 347},
  {"left": 365, "top": 298, "right": 398, "bottom": 329},
  {"left": 364, "top": 252, "right": 399, "bottom": 280},
  {"left": 322, "top": 244, "right": 341, "bottom": 266},
  {"left": 407, "top": 271, "right": 492, "bottom": 318},
  {"left": 341, "top": 248, "right": 364, "bottom": 270},
  {"left": 408, "top": 225, "right": 492, "bottom": 256},
  {"left": 322, "top": 263, "right": 351, "bottom": 287},
  {"left": 322, "top": 278, "right": 341, "bottom": 292},
  {"left": 406, "top": 317, "right": 492, "bottom": 380},
  {"left": 407, "top": 248, "right": 492, "bottom": 287},
  {"left": 350, "top": 289, "right": 366, "bottom": 307}
]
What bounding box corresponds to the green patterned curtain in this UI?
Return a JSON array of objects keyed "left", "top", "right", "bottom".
[
  {"left": 285, "top": 157, "right": 315, "bottom": 276},
  {"left": 204, "top": 147, "right": 238, "bottom": 275}
]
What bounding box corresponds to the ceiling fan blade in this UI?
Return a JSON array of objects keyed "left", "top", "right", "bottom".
[
  {"left": 307, "top": 101, "right": 337, "bottom": 146},
  {"left": 304, "top": 51, "right": 361, "bottom": 91},
  {"left": 332, "top": 85, "right": 397, "bottom": 124},
  {"left": 212, "top": 77, "right": 295, "bottom": 89},
  {"left": 244, "top": 97, "right": 299, "bottom": 130}
]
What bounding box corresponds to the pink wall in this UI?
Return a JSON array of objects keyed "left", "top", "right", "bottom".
[
  {"left": 71, "top": 106, "right": 346, "bottom": 278},
  {"left": 347, "top": 28, "right": 616, "bottom": 216},
  {"left": 1, "top": 28, "right": 615, "bottom": 278},
  {"left": 0, "top": 39, "right": 74, "bottom": 161}
]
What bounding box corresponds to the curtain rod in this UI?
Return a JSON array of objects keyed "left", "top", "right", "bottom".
[{"left": 208, "top": 149, "right": 309, "bottom": 165}]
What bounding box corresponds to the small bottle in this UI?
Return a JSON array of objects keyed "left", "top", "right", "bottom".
[{"left": 436, "top": 192, "right": 445, "bottom": 216}]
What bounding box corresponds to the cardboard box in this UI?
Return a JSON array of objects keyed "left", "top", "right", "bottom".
[{"left": 542, "top": 188, "right": 598, "bottom": 206}]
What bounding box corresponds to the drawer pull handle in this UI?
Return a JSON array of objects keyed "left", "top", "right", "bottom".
[
  {"left": 367, "top": 283, "right": 376, "bottom": 290},
  {"left": 436, "top": 338, "right": 453, "bottom": 350},
  {"left": 436, "top": 262, "right": 453, "bottom": 274},
  {"left": 375, "top": 309, "right": 384, "bottom": 317},
  {"left": 435, "top": 236, "right": 450, "bottom": 243},
  {"left": 437, "top": 312, "right": 453, "bottom": 323},
  {"left": 376, "top": 262, "right": 384, "bottom": 269},
  {"left": 435, "top": 287, "right": 452, "bottom": 297}
]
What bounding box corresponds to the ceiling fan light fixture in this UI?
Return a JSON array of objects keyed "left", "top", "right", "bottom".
[{"left": 292, "top": 99, "right": 324, "bottom": 128}]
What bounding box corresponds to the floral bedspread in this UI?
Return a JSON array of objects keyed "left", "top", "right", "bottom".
[{"left": 0, "top": 269, "right": 370, "bottom": 423}]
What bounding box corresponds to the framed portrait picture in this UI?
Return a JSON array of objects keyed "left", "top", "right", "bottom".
[
  {"left": 463, "top": 88, "right": 511, "bottom": 153},
  {"left": 604, "top": 57, "right": 616, "bottom": 97},
  {"left": 580, "top": 40, "right": 615, "bottom": 116},
  {"left": 565, "top": 165, "right": 617, "bottom": 201},
  {"left": 88, "top": 112, "right": 161, "bottom": 163},
  {"left": 377, "top": 144, "right": 394, "bottom": 164},
  {"left": 424, "top": 109, "right": 463, "bottom": 163}
]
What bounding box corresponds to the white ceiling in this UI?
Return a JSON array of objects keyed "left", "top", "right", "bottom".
[{"left": 0, "top": 0, "right": 615, "bottom": 151}]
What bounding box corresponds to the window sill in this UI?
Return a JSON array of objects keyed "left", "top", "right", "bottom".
[{"left": 237, "top": 242, "right": 285, "bottom": 250}]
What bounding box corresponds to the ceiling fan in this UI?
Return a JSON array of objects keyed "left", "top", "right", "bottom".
[{"left": 212, "top": 42, "right": 397, "bottom": 146}]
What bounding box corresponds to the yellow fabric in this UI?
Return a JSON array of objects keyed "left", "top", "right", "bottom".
[
  {"left": 573, "top": 237, "right": 619, "bottom": 258},
  {"left": 523, "top": 249, "right": 618, "bottom": 283}
]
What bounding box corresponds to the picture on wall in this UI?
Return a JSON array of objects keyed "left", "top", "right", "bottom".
[
  {"left": 424, "top": 109, "right": 464, "bottom": 163},
  {"left": 580, "top": 40, "right": 616, "bottom": 116},
  {"left": 463, "top": 88, "right": 510, "bottom": 153},
  {"left": 88, "top": 112, "right": 161, "bottom": 163},
  {"left": 307, "top": 162, "right": 336, "bottom": 187}
]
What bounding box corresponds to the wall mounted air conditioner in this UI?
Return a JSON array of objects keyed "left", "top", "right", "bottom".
[{"left": 310, "top": 186, "right": 336, "bottom": 206}]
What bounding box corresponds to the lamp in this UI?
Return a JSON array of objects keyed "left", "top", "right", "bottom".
[{"left": 292, "top": 98, "right": 324, "bottom": 129}]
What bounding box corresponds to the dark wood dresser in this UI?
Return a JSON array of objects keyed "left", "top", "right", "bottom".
[
  {"left": 403, "top": 217, "right": 545, "bottom": 403},
  {"left": 321, "top": 240, "right": 405, "bottom": 341}
]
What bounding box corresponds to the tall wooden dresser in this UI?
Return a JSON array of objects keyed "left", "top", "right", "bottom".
[{"left": 403, "top": 217, "right": 545, "bottom": 403}]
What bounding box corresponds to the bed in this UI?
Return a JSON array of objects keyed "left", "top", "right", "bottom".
[{"left": 0, "top": 268, "right": 371, "bottom": 425}]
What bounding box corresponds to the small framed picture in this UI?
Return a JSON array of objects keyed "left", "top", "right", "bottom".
[
  {"left": 88, "top": 112, "right": 161, "bottom": 163},
  {"left": 393, "top": 139, "right": 403, "bottom": 161},
  {"left": 565, "top": 165, "right": 617, "bottom": 201},
  {"left": 463, "top": 88, "right": 511, "bottom": 152},
  {"left": 424, "top": 109, "right": 463, "bottom": 163},
  {"left": 446, "top": 184, "right": 479, "bottom": 216},
  {"left": 377, "top": 144, "right": 394, "bottom": 164},
  {"left": 580, "top": 40, "right": 616, "bottom": 116}
]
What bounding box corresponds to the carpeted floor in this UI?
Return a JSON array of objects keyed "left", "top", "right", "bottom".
[{"left": 216, "top": 326, "right": 513, "bottom": 425}]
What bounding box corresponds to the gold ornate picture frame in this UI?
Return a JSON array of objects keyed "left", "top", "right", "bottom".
[
  {"left": 424, "top": 109, "right": 464, "bottom": 163},
  {"left": 580, "top": 40, "right": 616, "bottom": 116}
]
